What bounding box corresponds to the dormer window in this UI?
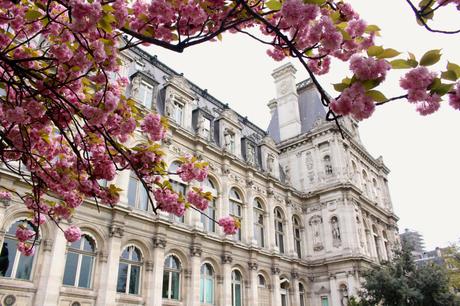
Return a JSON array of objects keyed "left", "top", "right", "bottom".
[
  {"left": 130, "top": 71, "right": 158, "bottom": 110},
  {"left": 137, "top": 82, "right": 154, "bottom": 109},
  {"left": 173, "top": 101, "right": 184, "bottom": 125}
]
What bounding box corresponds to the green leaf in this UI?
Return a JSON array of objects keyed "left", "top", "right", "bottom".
[
  {"left": 333, "top": 83, "right": 349, "bottom": 92},
  {"left": 365, "top": 25, "right": 381, "bottom": 33},
  {"left": 265, "top": 0, "right": 282, "bottom": 10},
  {"left": 25, "top": 9, "right": 42, "bottom": 21},
  {"left": 304, "top": 0, "right": 327, "bottom": 4},
  {"left": 447, "top": 62, "right": 460, "bottom": 78},
  {"left": 390, "top": 59, "right": 412, "bottom": 69},
  {"left": 367, "top": 46, "right": 384, "bottom": 57},
  {"left": 366, "top": 90, "right": 387, "bottom": 102},
  {"left": 441, "top": 70, "right": 458, "bottom": 82},
  {"left": 376, "top": 48, "right": 401, "bottom": 59},
  {"left": 362, "top": 79, "right": 382, "bottom": 90},
  {"left": 408, "top": 59, "right": 419, "bottom": 68},
  {"left": 431, "top": 83, "right": 454, "bottom": 95},
  {"left": 420, "top": 49, "right": 442, "bottom": 66}
]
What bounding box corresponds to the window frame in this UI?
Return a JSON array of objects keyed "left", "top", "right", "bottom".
[
  {"left": 137, "top": 81, "right": 154, "bottom": 109},
  {"left": 201, "top": 178, "right": 217, "bottom": 233},
  {"left": 116, "top": 245, "right": 143, "bottom": 295},
  {"left": 253, "top": 199, "right": 265, "bottom": 248},
  {"left": 274, "top": 208, "right": 285, "bottom": 254},
  {"left": 231, "top": 270, "right": 243, "bottom": 306},
  {"left": 127, "top": 171, "right": 149, "bottom": 211},
  {"left": 293, "top": 216, "right": 302, "bottom": 258},
  {"left": 62, "top": 234, "right": 96, "bottom": 289},
  {"left": 200, "top": 263, "right": 215, "bottom": 305},
  {"left": 162, "top": 255, "right": 182, "bottom": 300},
  {"left": 229, "top": 188, "right": 243, "bottom": 241}
]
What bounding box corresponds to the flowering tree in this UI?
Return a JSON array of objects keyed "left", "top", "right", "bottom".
[{"left": 0, "top": 0, "right": 459, "bottom": 255}]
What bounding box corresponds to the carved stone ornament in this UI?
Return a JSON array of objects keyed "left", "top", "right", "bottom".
[
  {"left": 248, "top": 261, "right": 258, "bottom": 270},
  {"left": 291, "top": 271, "right": 299, "bottom": 279},
  {"left": 271, "top": 265, "right": 281, "bottom": 275},
  {"left": 153, "top": 236, "right": 167, "bottom": 248},
  {"left": 145, "top": 260, "right": 154, "bottom": 272},
  {"left": 98, "top": 251, "right": 108, "bottom": 263},
  {"left": 221, "top": 254, "right": 233, "bottom": 264},
  {"left": 109, "top": 225, "right": 124, "bottom": 238},
  {"left": 190, "top": 245, "right": 202, "bottom": 257}
]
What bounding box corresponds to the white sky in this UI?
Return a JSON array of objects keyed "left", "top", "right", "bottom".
[{"left": 147, "top": 0, "right": 460, "bottom": 250}]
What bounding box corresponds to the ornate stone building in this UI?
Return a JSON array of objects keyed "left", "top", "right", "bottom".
[{"left": 0, "top": 46, "right": 399, "bottom": 306}]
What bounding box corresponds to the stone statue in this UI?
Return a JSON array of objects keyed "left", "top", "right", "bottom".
[
  {"left": 310, "top": 217, "right": 323, "bottom": 251},
  {"left": 196, "top": 115, "right": 205, "bottom": 137},
  {"left": 267, "top": 154, "right": 274, "bottom": 173},
  {"left": 165, "top": 94, "right": 173, "bottom": 117},
  {"left": 284, "top": 165, "right": 291, "bottom": 183},
  {"left": 331, "top": 217, "right": 341, "bottom": 243},
  {"left": 223, "top": 128, "right": 233, "bottom": 151},
  {"left": 247, "top": 145, "right": 255, "bottom": 164}
]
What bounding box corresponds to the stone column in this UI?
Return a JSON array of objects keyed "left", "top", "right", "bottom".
[
  {"left": 221, "top": 254, "right": 233, "bottom": 306},
  {"left": 271, "top": 266, "right": 281, "bottom": 306},
  {"left": 96, "top": 225, "right": 123, "bottom": 306},
  {"left": 248, "top": 262, "right": 259, "bottom": 306},
  {"left": 291, "top": 272, "right": 301, "bottom": 306},
  {"left": 241, "top": 202, "right": 248, "bottom": 244},
  {"left": 329, "top": 275, "right": 340, "bottom": 306},
  {"left": 267, "top": 195, "right": 276, "bottom": 252},
  {"left": 35, "top": 230, "right": 66, "bottom": 306},
  {"left": 285, "top": 203, "right": 295, "bottom": 256},
  {"left": 188, "top": 245, "right": 202, "bottom": 306},
  {"left": 147, "top": 235, "right": 166, "bottom": 306},
  {"left": 144, "top": 260, "right": 155, "bottom": 305},
  {"left": 246, "top": 184, "right": 255, "bottom": 245}
]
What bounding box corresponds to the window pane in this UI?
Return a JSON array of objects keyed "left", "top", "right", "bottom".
[
  {"left": 162, "top": 272, "right": 170, "bottom": 298},
  {"left": 1, "top": 239, "right": 16, "bottom": 277},
  {"left": 78, "top": 255, "right": 93, "bottom": 288},
  {"left": 235, "top": 284, "right": 242, "bottom": 306},
  {"left": 206, "top": 278, "right": 213, "bottom": 303},
  {"left": 129, "top": 265, "right": 140, "bottom": 294},
  {"left": 117, "top": 263, "right": 128, "bottom": 293},
  {"left": 128, "top": 176, "right": 137, "bottom": 207},
  {"left": 321, "top": 297, "right": 329, "bottom": 306},
  {"left": 63, "top": 252, "right": 78, "bottom": 286},
  {"left": 16, "top": 250, "right": 34, "bottom": 280},
  {"left": 200, "top": 277, "right": 205, "bottom": 303},
  {"left": 139, "top": 185, "right": 148, "bottom": 210},
  {"left": 83, "top": 237, "right": 95, "bottom": 252},
  {"left": 171, "top": 271, "right": 180, "bottom": 300}
]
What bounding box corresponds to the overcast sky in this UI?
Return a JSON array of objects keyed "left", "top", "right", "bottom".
[{"left": 147, "top": 0, "right": 460, "bottom": 250}]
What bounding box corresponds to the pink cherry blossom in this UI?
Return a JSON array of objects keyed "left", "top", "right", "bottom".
[
  {"left": 141, "top": 113, "right": 166, "bottom": 141},
  {"left": 350, "top": 56, "right": 391, "bottom": 81},
  {"left": 448, "top": 82, "right": 460, "bottom": 110},
  {"left": 64, "top": 225, "right": 82, "bottom": 242},
  {"left": 0, "top": 191, "right": 12, "bottom": 201},
  {"left": 187, "top": 188, "right": 209, "bottom": 211},
  {"left": 154, "top": 188, "right": 185, "bottom": 217},
  {"left": 17, "top": 242, "right": 35, "bottom": 256},
  {"left": 218, "top": 216, "right": 239, "bottom": 235},
  {"left": 330, "top": 83, "right": 375, "bottom": 121},
  {"left": 177, "top": 157, "right": 208, "bottom": 182},
  {"left": 15, "top": 224, "right": 35, "bottom": 242},
  {"left": 400, "top": 67, "right": 436, "bottom": 103}
]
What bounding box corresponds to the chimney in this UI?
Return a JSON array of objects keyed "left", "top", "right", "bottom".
[{"left": 272, "top": 63, "right": 301, "bottom": 141}]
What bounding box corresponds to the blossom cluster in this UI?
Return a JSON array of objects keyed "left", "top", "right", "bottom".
[
  {"left": 330, "top": 83, "right": 375, "bottom": 120},
  {"left": 64, "top": 225, "right": 82, "bottom": 243},
  {"left": 187, "top": 188, "right": 210, "bottom": 211},
  {"left": 400, "top": 67, "right": 440, "bottom": 115},
  {"left": 350, "top": 56, "right": 391, "bottom": 81},
  {"left": 218, "top": 216, "right": 240, "bottom": 235},
  {"left": 0, "top": 191, "right": 12, "bottom": 201},
  {"left": 448, "top": 83, "right": 460, "bottom": 110},
  {"left": 177, "top": 156, "right": 208, "bottom": 182},
  {"left": 154, "top": 188, "right": 185, "bottom": 217}
]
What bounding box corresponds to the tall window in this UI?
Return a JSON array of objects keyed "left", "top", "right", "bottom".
[
  {"left": 162, "top": 255, "right": 181, "bottom": 300},
  {"left": 324, "top": 155, "right": 333, "bottom": 175},
  {"left": 258, "top": 274, "right": 269, "bottom": 306},
  {"left": 0, "top": 221, "right": 37, "bottom": 280},
  {"left": 299, "top": 283, "right": 306, "bottom": 306},
  {"left": 173, "top": 101, "right": 184, "bottom": 124},
  {"left": 231, "top": 270, "right": 243, "bottom": 306},
  {"left": 63, "top": 234, "right": 96, "bottom": 288},
  {"left": 229, "top": 188, "right": 243, "bottom": 241},
  {"left": 201, "top": 177, "right": 217, "bottom": 233},
  {"left": 253, "top": 199, "right": 265, "bottom": 248},
  {"left": 137, "top": 82, "right": 153, "bottom": 109},
  {"left": 274, "top": 208, "right": 285, "bottom": 254},
  {"left": 280, "top": 280, "right": 289, "bottom": 306},
  {"left": 362, "top": 170, "right": 369, "bottom": 194},
  {"left": 321, "top": 296, "right": 329, "bottom": 306},
  {"left": 169, "top": 161, "right": 187, "bottom": 223},
  {"left": 200, "top": 263, "right": 214, "bottom": 305},
  {"left": 117, "top": 246, "right": 142, "bottom": 295},
  {"left": 127, "top": 171, "right": 148, "bottom": 210},
  {"left": 293, "top": 216, "right": 302, "bottom": 258}
]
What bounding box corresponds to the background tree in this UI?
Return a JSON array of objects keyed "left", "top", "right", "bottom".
[{"left": 356, "top": 244, "right": 459, "bottom": 306}]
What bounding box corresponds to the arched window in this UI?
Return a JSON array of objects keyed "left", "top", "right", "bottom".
[
  {"left": 372, "top": 178, "right": 378, "bottom": 200},
  {"left": 324, "top": 155, "right": 333, "bottom": 175},
  {"left": 280, "top": 279, "right": 289, "bottom": 306},
  {"left": 231, "top": 270, "right": 243, "bottom": 306},
  {"left": 201, "top": 177, "right": 217, "bottom": 233},
  {"left": 0, "top": 220, "right": 37, "bottom": 280},
  {"left": 362, "top": 170, "right": 368, "bottom": 194},
  {"left": 162, "top": 255, "right": 181, "bottom": 300},
  {"left": 258, "top": 274, "right": 269, "bottom": 306},
  {"left": 253, "top": 199, "right": 265, "bottom": 248},
  {"left": 169, "top": 161, "right": 187, "bottom": 223},
  {"left": 372, "top": 225, "right": 381, "bottom": 262},
  {"left": 299, "top": 283, "right": 306, "bottom": 306},
  {"left": 200, "top": 263, "right": 214, "bottom": 305},
  {"left": 293, "top": 216, "right": 302, "bottom": 258},
  {"left": 274, "top": 208, "right": 285, "bottom": 254},
  {"left": 116, "top": 246, "right": 142, "bottom": 295},
  {"left": 127, "top": 171, "right": 148, "bottom": 210},
  {"left": 63, "top": 234, "right": 96, "bottom": 288},
  {"left": 229, "top": 188, "right": 243, "bottom": 241}
]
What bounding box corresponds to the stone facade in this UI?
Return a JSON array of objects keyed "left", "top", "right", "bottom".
[{"left": 0, "top": 46, "right": 399, "bottom": 306}]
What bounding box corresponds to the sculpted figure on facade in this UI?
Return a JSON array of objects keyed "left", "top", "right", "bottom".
[
  {"left": 223, "top": 128, "right": 233, "bottom": 151},
  {"left": 284, "top": 165, "right": 291, "bottom": 184},
  {"left": 247, "top": 145, "right": 255, "bottom": 164},
  {"left": 331, "top": 216, "right": 341, "bottom": 246},
  {"left": 267, "top": 154, "right": 275, "bottom": 174},
  {"left": 165, "top": 94, "right": 173, "bottom": 117},
  {"left": 196, "top": 115, "right": 206, "bottom": 138},
  {"left": 310, "top": 216, "right": 324, "bottom": 251}
]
